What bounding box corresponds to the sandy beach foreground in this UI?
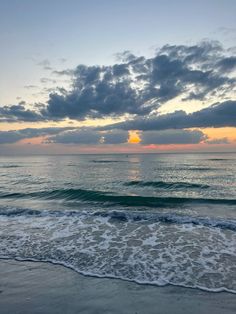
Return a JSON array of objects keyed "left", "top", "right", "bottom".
[{"left": 0, "top": 260, "right": 235, "bottom": 314}]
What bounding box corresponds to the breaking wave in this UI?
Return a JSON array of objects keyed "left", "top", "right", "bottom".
[
  {"left": 0, "top": 188, "right": 236, "bottom": 207},
  {"left": 1, "top": 206, "right": 236, "bottom": 232}
]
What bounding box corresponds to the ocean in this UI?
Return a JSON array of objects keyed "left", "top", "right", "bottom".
[{"left": 0, "top": 153, "right": 235, "bottom": 293}]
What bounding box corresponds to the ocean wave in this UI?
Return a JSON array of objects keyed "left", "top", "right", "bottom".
[
  {"left": 1, "top": 206, "right": 236, "bottom": 232},
  {"left": 0, "top": 165, "right": 22, "bottom": 168},
  {"left": 91, "top": 160, "right": 126, "bottom": 163},
  {"left": 124, "top": 180, "right": 210, "bottom": 189},
  {"left": 0, "top": 188, "right": 236, "bottom": 207},
  {"left": 93, "top": 211, "right": 236, "bottom": 232},
  {"left": 0, "top": 207, "right": 42, "bottom": 217},
  {"left": 0, "top": 210, "right": 235, "bottom": 293},
  {"left": 207, "top": 158, "right": 233, "bottom": 161},
  {"left": 187, "top": 167, "right": 216, "bottom": 171}
]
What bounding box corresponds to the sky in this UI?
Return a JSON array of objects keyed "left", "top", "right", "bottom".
[{"left": 0, "top": 0, "right": 236, "bottom": 154}]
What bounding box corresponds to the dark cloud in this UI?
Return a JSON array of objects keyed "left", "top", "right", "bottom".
[
  {"left": 19, "top": 127, "right": 75, "bottom": 137},
  {"left": 0, "top": 125, "right": 230, "bottom": 147},
  {"left": 158, "top": 41, "right": 223, "bottom": 67},
  {"left": 102, "top": 130, "right": 128, "bottom": 144},
  {"left": 43, "top": 41, "right": 235, "bottom": 120},
  {"left": 0, "top": 131, "right": 25, "bottom": 144},
  {"left": 1, "top": 41, "right": 235, "bottom": 123},
  {"left": 0, "top": 127, "right": 75, "bottom": 144},
  {"left": 114, "top": 50, "right": 137, "bottom": 62},
  {"left": 47, "top": 129, "right": 129, "bottom": 145},
  {"left": 141, "top": 129, "right": 206, "bottom": 145},
  {"left": 0, "top": 102, "right": 44, "bottom": 122},
  {"left": 42, "top": 63, "right": 153, "bottom": 120},
  {"left": 217, "top": 56, "right": 236, "bottom": 73},
  {"left": 0, "top": 125, "right": 231, "bottom": 148},
  {"left": 47, "top": 128, "right": 101, "bottom": 144},
  {"left": 102, "top": 100, "right": 236, "bottom": 131}
]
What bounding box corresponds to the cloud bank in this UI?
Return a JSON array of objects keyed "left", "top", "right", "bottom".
[
  {"left": 102, "top": 100, "right": 236, "bottom": 131},
  {"left": 141, "top": 129, "right": 206, "bottom": 145},
  {"left": 0, "top": 127, "right": 208, "bottom": 146},
  {"left": 0, "top": 40, "right": 235, "bottom": 124},
  {"left": 0, "top": 40, "right": 235, "bottom": 151}
]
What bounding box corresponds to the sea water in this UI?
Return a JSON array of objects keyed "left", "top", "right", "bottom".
[{"left": 0, "top": 153, "right": 235, "bottom": 292}]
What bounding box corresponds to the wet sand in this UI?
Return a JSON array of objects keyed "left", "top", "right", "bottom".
[{"left": 0, "top": 259, "right": 235, "bottom": 314}]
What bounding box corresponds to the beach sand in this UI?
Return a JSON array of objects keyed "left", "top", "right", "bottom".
[{"left": 0, "top": 259, "right": 235, "bottom": 314}]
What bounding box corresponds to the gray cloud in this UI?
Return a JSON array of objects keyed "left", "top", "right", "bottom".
[
  {"left": 0, "top": 103, "right": 44, "bottom": 122},
  {"left": 37, "top": 59, "right": 53, "bottom": 71},
  {"left": 47, "top": 129, "right": 129, "bottom": 145},
  {"left": 47, "top": 129, "right": 101, "bottom": 145},
  {"left": 0, "top": 131, "right": 25, "bottom": 144},
  {"left": 141, "top": 129, "right": 206, "bottom": 145},
  {"left": 217, "top": 56, "right": 236, "bottom": 73},
  {"left": 0, "top": 126, "right": 129, "bottom": 146},
  {"left": 0, "top": 126, "right": 231, "bottom": 147},
  {"left": 102, "top": 100, "right": 236, "bottom": 131},
  {"left": 206, "top": 137, "right": 230, "bottom": 144},
  {"left": 40, "top": 78, "right": 56, "bottom": 84},
  {"left": 24, "top": 85, "right": 38, "bottom": 90},
  {"left": 1, "top": 41, "right": 235, "bottom": 123},
  {"left": 52, "top": 69, "right": 74, "bottom": 76},
  {"left": 102, "top": 130, "right": 129, "bottom": 144},
  {"left": 0, "top": 127, "right": 75, "bottom": 144},
  {"left": 42, "top": 41, "right": 235, "bottom": 120}
]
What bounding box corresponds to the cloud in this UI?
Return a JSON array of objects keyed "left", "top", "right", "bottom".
[
  {"left": 47, "top": 129, "right": 129, "bottom": 145},
  {"left": 24, "top": 85, "right": 38, "bottom": 90},
  {"left": 37, "top": 59, "right": 53, "bottom": 71},
  {"left": 205, "top": 137, "right": 230, "bottom": 144},
  {"left": 38, "top": 40, "right": 235, "bottom": 119},
  {"left": 0, "top": 131, "right": 25, "bottom": 144},
  {"left": 52, "top": 69, "right": 74, "bottom": 76},
  {"left": 40, "top": 78, "right": 56, "bottom": 84},
  {"left": 0, "top": 126, "right": 129, "bottom": 146},
  {"left": 42, "top": 63, "right": 154, "bottom": 120},
  {"left": 0, "top": 102, "right": 44, "bottom": 122},
  {"left": 102, "top": 130, "right": 128, "bottom": 144},
  {"left": 0, "top": 127, "right": 75, "bottom": 144},
  {"left": 141, "top": 129, "right": 206, "bottom": 145},
  {"left": 1, "top": 40, "right": 235, "bottom": 123},
  {"left": 47, "top": 128, "right": 101, "bottom": 144},
  {"left": 114, "top": 50, "right": 137, "bottom": 62},
  {"left": 217, "top": 56, "right": 236, "bottom": 73},
  {"left": 102, "top": 100, "right": 236, "bottom": 131},
  {"left": 0, "top": 125, "right": 231, "bottom": 147}
]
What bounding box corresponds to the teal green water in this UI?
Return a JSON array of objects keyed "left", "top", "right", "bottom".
[{"left": 0, "top": 153, "right": 236, "bottom": 292}]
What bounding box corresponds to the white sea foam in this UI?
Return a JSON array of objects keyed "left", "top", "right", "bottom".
[{"left": 0, "top": 211, "right": 235, "bottom": 293}]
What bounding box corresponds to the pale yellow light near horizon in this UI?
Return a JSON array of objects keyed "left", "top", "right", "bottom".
[{"left": 1, "top": 93, "right": 236, "bottom": 147}]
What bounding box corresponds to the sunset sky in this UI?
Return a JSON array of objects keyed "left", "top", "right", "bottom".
[{"left": 0, "top": 0, "right": 236, "bottom": 154}]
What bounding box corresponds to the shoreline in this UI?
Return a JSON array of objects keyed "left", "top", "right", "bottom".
[
  {"left": 0, "top": 259, "right": 235, "bottom": 314},
  {"left": 1, "top": 257, "right": 235, "bottom": 295}
]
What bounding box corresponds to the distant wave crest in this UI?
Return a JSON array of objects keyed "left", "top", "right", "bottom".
[
  {"left": 1, "top": 188, "right": 236, "bottom": 207},
  {"left": 124, "top": 180, "right": 210, "bottom": 189}
]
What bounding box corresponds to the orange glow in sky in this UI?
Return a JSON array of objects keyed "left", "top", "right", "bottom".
[
  {"left": 202, "top": 127, "right": 236, "bottom": 142},
  {"left": 128, "top": 130, "right": 141, "bottom": 144}
]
